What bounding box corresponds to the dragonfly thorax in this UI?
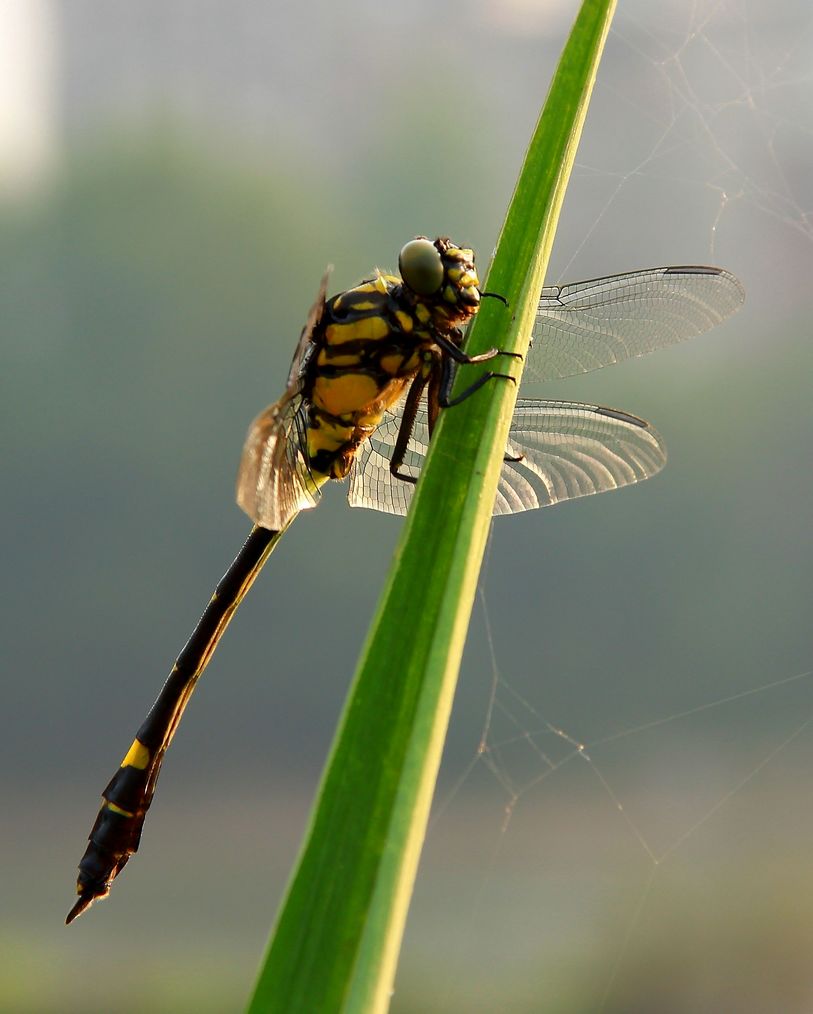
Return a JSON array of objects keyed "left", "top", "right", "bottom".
[{"left": 280, "top": 239, "right": 485, "bottom": 488}]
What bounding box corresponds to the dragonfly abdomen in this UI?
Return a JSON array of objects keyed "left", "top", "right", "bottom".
[{"left": 67, "top": 526, "right": 284, "bottom": 923}]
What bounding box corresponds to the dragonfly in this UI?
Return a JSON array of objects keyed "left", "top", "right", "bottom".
[{"left": 67, "top": 236, "right": 744, "bottom": 923}]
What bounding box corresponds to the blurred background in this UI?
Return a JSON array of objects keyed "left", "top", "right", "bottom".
[{"left": 2, "top": 0, "right": 812, "bottom": 1010}]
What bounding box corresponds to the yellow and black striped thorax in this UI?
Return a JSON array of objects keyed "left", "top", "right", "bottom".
[{"left": 303, "top": 236, "right": 482, "bottom": 479}]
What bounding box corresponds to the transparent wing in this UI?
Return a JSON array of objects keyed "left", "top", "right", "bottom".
[
  {"left": 286, "top": 268, "right": 331, "bottom": 385},
  {"left": 235, "top": 271, "right": 330, "bottom": 529},
  {"left": 347, "top": 398, "right": 667, "bottom": 517},
  {"left": 527, "top": 266, "right": 744, "bottom": 381},
  {"left": 236, "top": 394, "right": 324, "bottom": 529},
  {"left": 494, "top": 400, "right": 667, "bottom": 514}
]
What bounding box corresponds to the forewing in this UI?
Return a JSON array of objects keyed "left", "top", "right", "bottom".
[
  {"left": 235, "top": 270, "right": 330, "bottom": 529},
  {"left": 347, "top": 398, "right": 666, "bottom": 517},
  {"left": 528, "top": 266, "right": 744, "bottom": 381},
  {"left": 236, "top": 394, "right": 322, "bottom": 529},
  {"left": 286, "top": 268, "right": 331, "bottom": 385}
]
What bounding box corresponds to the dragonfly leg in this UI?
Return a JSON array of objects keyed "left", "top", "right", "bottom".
[
  {"left": 434, "top": 354, "right": 523, "bottom": 462},
  {"left": 433, "top": 329, "right": 523, "bottom": 366},
  {"left": 389, "top": 370, "right": 429, "bottom": 485},
  {"left": 437, "top": 349, "right": 517, "bottom": 409}
]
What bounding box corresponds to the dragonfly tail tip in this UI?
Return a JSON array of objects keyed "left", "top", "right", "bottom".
[{"left": 65, "top": 893, "right": 94, "bottom": 925}]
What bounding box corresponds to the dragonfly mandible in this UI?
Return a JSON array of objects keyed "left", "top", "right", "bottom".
[{"left": 67, "top": 236, "right": 744, "bottom": 923}]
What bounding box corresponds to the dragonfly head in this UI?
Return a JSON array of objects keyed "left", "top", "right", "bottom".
[{"left": 399, "top": 236, "right": 481, "bottom": 327}]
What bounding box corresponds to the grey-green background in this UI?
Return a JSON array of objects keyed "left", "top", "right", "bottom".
[{"left": 3, "top": 1, "right": 813, "bottom": 1011}]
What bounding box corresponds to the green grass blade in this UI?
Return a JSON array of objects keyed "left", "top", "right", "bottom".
[{"left": 248, "top": 2, "right": 617, "bottom": 1010}]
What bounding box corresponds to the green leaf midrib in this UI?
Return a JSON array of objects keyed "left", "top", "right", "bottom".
[{"left": 248, "top": 3, "right": 617, "bottom": 1010}]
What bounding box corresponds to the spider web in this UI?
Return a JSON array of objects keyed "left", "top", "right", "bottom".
[
  {"left": 557, "top": 0, "right": 813, "bottom": 274},
  {"left": 398, "top": 2, "right": 813, "bottom": 1010},
  {"left": 427, "top": 575, "right": 813, "bottom": 1009}
]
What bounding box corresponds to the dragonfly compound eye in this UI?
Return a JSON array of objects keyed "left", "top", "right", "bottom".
[{"left": 399, "top": 237, "right": 444, "bottom": 296}]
